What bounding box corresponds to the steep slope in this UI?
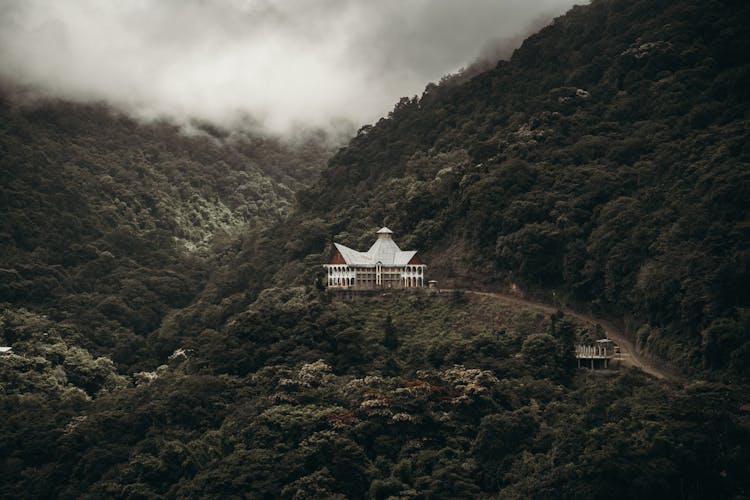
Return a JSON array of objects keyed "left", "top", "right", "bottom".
[
  {"left": 0, "top": 96, "right": 335, "bottom": 369},
  {"left": 2, "top": 1, "right": 750, "bottom": 498},
  {"left": 289, "top": 0, "right": 750, "bottom": 378}
]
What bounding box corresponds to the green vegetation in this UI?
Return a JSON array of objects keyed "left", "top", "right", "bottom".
[
  {"left": 291, "top": 0, "right": 750, "bottom": 379},
  {"left": 1, "top": 0, "right": 749, "bottom": 497},
  {"left": 3, "top": 292, "right": 747, "bottom": 498},
  {"left": 0, "top": 97, "right": 334, "bottom": 370}
]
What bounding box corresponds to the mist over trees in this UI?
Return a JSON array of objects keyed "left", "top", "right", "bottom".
[
  {"left": 1, "top": 0, "right": 749, "bottom": 497},
  {"left": 0, "top": 0, "right": 576, "bottom": 136},
  {"left": 296, "top": 0, "right": 750, "bottom": 380},
  {"left": 0, "top": 97, "right": 334, "bottom": 370}
]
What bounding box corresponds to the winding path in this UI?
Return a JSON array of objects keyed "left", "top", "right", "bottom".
[{"left": 458, "top": 289, "right": 671, "bottom": 380}]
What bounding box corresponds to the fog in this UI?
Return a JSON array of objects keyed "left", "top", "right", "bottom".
[{"left": 0, "top": 0, "right": 579, "bottom": 135}]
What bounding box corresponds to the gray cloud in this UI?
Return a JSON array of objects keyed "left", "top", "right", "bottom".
[{"left": 0, "top": 0, "right": 580, "bottom": 135}]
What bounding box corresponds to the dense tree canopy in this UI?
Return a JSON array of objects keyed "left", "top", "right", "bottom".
[
  {"left": 0, "top": 97, "right": 334, "bottom": 369},
  {"left": 291, "top": 0, "right": 750, "bottom": 379},
  {"left": 1, "top": 0, "right": 749, "bottom": 497},
  {"left": 3, "top": 291, "right": 748, "bottom": 498}
]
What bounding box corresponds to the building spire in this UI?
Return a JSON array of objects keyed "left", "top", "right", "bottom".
[{"left": 376, "top": 227, "right": 393, "bottom": 239}]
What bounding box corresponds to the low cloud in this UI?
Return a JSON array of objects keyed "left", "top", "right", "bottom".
[{"left": 0, "top": 0, "right": 579, "bottom": 135}]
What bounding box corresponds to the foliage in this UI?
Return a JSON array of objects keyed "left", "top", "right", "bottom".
[
  {"left": 1, "top": 0, "right": 750, "bottom": 496},
  {"left": 3, "top": 292, "right": 749, "bottom": 498},
  {"left": 289, "top": 0, "right": 750, "bottom": 379},
  {"left": 0, "top": 97, "right": 334, "bottom": 370}
]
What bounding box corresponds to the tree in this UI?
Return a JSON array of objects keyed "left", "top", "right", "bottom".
[
  {"left": 382, "top": 314, "right": 398, "bottom": 350},
  {"left": 521, "top": 333, "right": 571, "bottom": 381}
]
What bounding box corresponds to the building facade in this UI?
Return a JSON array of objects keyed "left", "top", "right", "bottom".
[{"left": 324, "top": 227, "right": 426, "bottom": 290}]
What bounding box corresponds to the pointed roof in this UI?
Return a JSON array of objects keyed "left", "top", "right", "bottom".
[
  {"left": 328, "top": 228, "right": 423, "bottom": 268},
  {"left": 367, "top": 233, "right": 400, "bottom": 264},
  {"left": 333, "top": 242, "right": 374, "bottom": 266}
]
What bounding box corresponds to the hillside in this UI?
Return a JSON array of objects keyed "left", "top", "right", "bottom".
[
  {"left": 0, "top": 96, "right": 335, "bottom": 369},
  {"left": 3, "top": 290, "right": 749, "bottom": 498},
  {"left": 287, "top": 0, "right": 750, "bottom": 378},
  {"left": 1, "top": 0, "right": 750, "bottom": 497}
]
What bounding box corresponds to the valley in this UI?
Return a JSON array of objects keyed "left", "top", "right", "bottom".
[{"left": 1, "top": 0, "right": 749, "bottom": 497}]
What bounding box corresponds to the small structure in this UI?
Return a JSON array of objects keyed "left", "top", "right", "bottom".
[
  {"left": 428, "top": 280, "right": 438, "bottom": 289},
  {"left": 575, "top": 339, "right": 616, "bottom": 369},
  {"left": 324, "top": 227, "right": 426, "bottom": 290},
  {"left": 0, "top": 347, "right": 12, "bottom": 355}
]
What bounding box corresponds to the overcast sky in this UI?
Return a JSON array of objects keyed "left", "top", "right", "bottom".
[{"left": 0, "top": 0, "right": 580, "bottom": 135}]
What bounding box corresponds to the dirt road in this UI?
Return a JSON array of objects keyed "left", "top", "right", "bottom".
[{"left": 459, "top": 289, "right": 671, "bottom": 380}]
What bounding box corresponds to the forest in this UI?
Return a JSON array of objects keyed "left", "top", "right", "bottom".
[
  {"left": 295, "top": 0, "right": 750, "bottom": 380},
  {"left": 0, "top": 97, "right": 335, "bottom": 370},
  {"left": 3, "top": 290, "right": 749, "bottom": 498},
  {"left": 1, "top": 0, "right": 749, "bottom": 497}
]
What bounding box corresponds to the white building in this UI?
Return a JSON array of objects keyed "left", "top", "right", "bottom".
[{"left": 324, "top": 227, "right": 426, "bottom": 290}]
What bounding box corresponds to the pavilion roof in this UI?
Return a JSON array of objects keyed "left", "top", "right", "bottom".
[{"left": 332, "top": 240, "right": 418, "bottom": 268}]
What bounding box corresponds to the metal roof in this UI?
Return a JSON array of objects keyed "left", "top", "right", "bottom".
[
  {"left": 333, "top": 242, "right": 375, "bottom": 266},
  {"left": 330, "top": 229, "right": 421, "bottom": 268}
]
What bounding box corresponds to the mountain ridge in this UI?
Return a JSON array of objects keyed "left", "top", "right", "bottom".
[
  {"left": 1, "top": 0, "right": 750, "bottom": 497},
  {"left": 279, "top": 0, "right": 750, "bottom": 378}
]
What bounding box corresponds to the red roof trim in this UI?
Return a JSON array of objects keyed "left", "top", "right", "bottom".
[
  {"left": 408, "top": 254, "right": 424, "bottom": 265},
  {"left": 328, "top": 248, "right": 347, "bottom": 265}
]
